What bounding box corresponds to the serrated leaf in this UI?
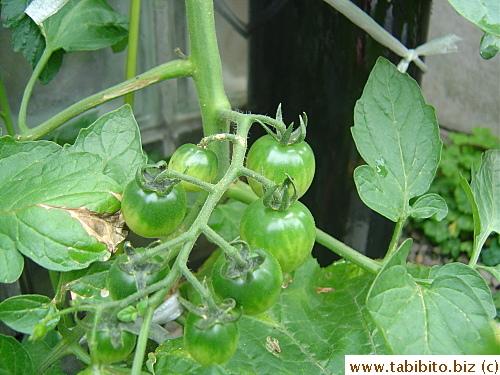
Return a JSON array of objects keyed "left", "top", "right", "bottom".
[
  {"left": 352, "top": 58, "right": 442, "bottom": 222},
  {"left": 446, "top": 0, "right": 499, "bottom": 37},
  {"left": 0, "top": 334, "right": 33, "bottom": 375},
  {"left": 70, "top": 105, "right": 147, "bottom": 186},
  {"left": 0, "top": 107, "right": 143, "bottom": 281},
  {"left": 0, "top": 295, "right": 58, "bottom": 335},
  {"left": 42, "top": 0, "right": 128, "bottom": 53},
  {"left": 471, "top": 150, "right": 500, "bottom": 247},
  {"left": 367, "top": 239, "right": 498, "bottom": 354},
  {"left": 208, "top": 199, "right": 248, "bottom": 243},
  {"left": 0, "top": 0, "right": 30, "bottom": 27},
  {"left": 410, "top": 193, "right": 448, "bottom": 220},
  {"left": 152, "top": 258, "right": 387, "bottom": 374}
]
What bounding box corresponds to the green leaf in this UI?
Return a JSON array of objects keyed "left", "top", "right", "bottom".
[
  {"left": 0, "top": 334, "right": 33, "bottom": 375},
  {"left": 471, "top": 150, "right": 500, "bottom": 249},
  {"left": 70, "top": 105, "right": 147, "bottom": 187},
  {"left": 43, "top": 111, "right": 100, "bottom": 145},
  {"left": 367, "top": 239, "right": 498, "bottom": 354},
  {"left": 409, "top": 193, "right": 448, "bottom": 220},
  {"left": 352, "top": 58, "right": 442, "bottom": 222},
  {"left": 208, "top": 199, "right": 248, "bottom": 242},
  {"left": 481, "top": 239, "right": 500, "bottom": 267},
  {"left": 0, "top": 295, "right": 59, "bottom": 335},
  {"left": 0, "top": 106, "right": 143, "bottom": 282},
  {"left": 1, "top": 0, "right": 66, "bottom": 84},
  {"left": 152, "top": 258, "right": 387, "bottom": 374},
  {"left": 476, "top": 264, "right": 500, "bottom": 283},
  {"left": 42, "top": 0, "right": 128, "bottom": 53},
  {"left": 1, "top": 0, "right": 30, "bottom": 27},
  {"left": 446, "top": 0, "right": 499, "bottom": 37},
  {"left": 65, "top": 261, "right": 112, "bottom": 301},
  {"left": 22, "top": 337, "right": 62, "bottom": 375}
]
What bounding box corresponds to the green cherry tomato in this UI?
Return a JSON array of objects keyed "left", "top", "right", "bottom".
[
  {"left": 211, "top": 248, "right": 283, "bottom": 315},
  {"left": 168, "top": 143, "right": 218, "bottom": 192},
  {"left": 240, "top": 198, "right": 315, "bottom": 273},
  {"left": 246, "top": 134, "right": 315, "bottom": 198},
  {"left": 184, "top": 313, "right": 239, "bottom": 367},
  {"left": 107, "top": 250, "right": 169, "bottom": 300},
  {"left": 121, "top": 178, "right": 186, "bottom": 238},
  {"left": 94, "top": 329, "right": 136, "bottom": 365}
]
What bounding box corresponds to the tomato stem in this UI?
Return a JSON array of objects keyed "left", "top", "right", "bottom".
[
  {"left": 315, "top": 228, "right": 381, "bottom": 274},
  {"left": 17, "top": 59, "right": 193, "bottom": 140},
  {"left": 124, "top": 0, "right": 142, "bottom": 108}
]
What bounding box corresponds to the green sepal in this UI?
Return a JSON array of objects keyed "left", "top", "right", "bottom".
[
  {"left": 260, "top": 104, "right": 308, "bottom": 146},
  {"left": 135, "top": 161, "right": 180, "bottom": 196},
  {"left": 262, "top": 175, "right": 299, "bottom": 211}
]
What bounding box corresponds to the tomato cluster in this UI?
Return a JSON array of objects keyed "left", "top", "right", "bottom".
[{"left": 116, "top": 129, "right": 316, "bottom": 368}]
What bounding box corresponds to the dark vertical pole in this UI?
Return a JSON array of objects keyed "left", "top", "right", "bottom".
[{"left": 248, "top": 0, "right": 431, "bottom": 264}]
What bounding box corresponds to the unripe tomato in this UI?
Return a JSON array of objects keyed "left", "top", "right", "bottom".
[
  {"left": 211, "top": 247, "right": 283, "bottom": 315},
  {"left": 246, "top": 134, "right": 315, "bottom": 198},
  {"left": 168, "top": 144, "right": 218, "bottom": 192},
  {"left": 121, "top": 178, "right": 186, "bottom": 238},
  {"left": 93, "top": 329, "right": 136, "bottom": 365},
  {"left": 240, "top": 198, "right": 315, "bottom": 273},
  {"left": 107, "top": 249, "right": 169, "bottom": 300},
  {"left": 184, "top": 313, "right": 239, "bottom": 366}
]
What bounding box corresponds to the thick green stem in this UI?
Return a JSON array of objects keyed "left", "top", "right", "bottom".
[
  {"left": 18, "top": 59, "right": 192, "bottom": 140},
  {"left": 185, "top": 0, "right": 232, "bottom": 176},
  {"left": 124, "top": 0, "right": 142, "bottom": 107},
  {"left": 315, "top": 228, "right": 381, "bottom": 274},
  {"left": 18, "top": 48, "right": 53, "bottom": 134},
  {"left": 0, "top": 71, "right": 15, "bottom": 135}
]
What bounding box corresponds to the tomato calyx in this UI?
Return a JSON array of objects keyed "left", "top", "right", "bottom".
[
  {"left": 219, "top": 241, "right": 266, "bottom": 283},
  {"left": 135, "top": 161, "right": 180, "bottom": 196},
  {"left": 262, "top": 175, "right": 299, "bottom": 211},
  {"left": 112, "top": 242, "right": 169, "bottom": 292},
  {"left": 260, "top": 104, "right": 308, "bottom": 146},
  {"left": 179, "top": 297, "right": 241, "bottom": 330}
]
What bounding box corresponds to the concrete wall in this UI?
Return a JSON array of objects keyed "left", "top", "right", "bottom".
[{"left": 421, "top": 0, "right": 500, "bottom": 136}]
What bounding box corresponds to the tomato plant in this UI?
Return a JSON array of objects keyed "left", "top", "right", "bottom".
[
  {"left": 183, "top": 313, "right": 239, "bottom": 367},
  {"left": 239, "top": 197, "right": 316, "bottom": 273},
  {"left": 107, "top": 246, "right": 169, "bottom": 300},
  {"left": 168, "top": 143, "right": 218, "bottom": 192},
  {"left": 211, "top": 246, "right": 283, "bottom": 315},
  {"left": 93, "top": 329, "right": 136, "bottom": 365},
  {"left": 246, "top": 134, "right": 315, "bottom": 198},
  {"left": 121, "top": 177, "right": 186, "bottom": 238}
]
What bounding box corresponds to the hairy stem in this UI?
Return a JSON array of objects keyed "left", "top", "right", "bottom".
[{"left": 185, "top": 0, "right": 232, "bottom": 176}]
